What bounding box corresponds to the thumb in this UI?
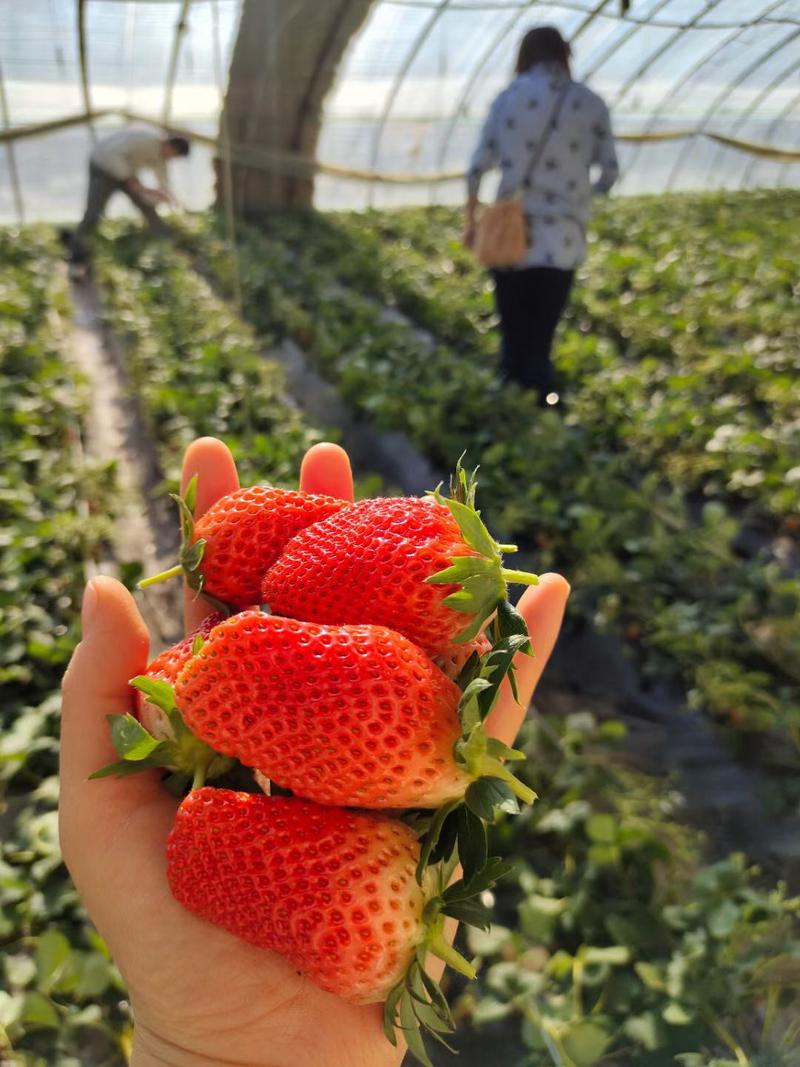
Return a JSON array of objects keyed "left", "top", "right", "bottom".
[
  {"left": 60, "top": 577, "right": 174, "bottom": 866},
  {"left": 60, "top": 575, "right": 149, "bottom": 785}
]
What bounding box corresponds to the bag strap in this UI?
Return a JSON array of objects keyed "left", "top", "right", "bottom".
[{"left": 518, "top": 80, "right": 572, "bottom": 194}]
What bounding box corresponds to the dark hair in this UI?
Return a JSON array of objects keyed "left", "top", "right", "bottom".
[
  {"left": 516, "top": 26, "right": 571, "bottom": 75},
  {"left": 167, "top": 135, "right": 191, "bottom": 157}
]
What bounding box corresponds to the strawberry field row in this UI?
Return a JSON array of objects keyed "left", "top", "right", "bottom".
[
  {"left": 91, "top": 227, "right": 325, "bottom": 493},
  {"left": 0, "top": 228, "right": 129, "bottom": 1066},
  {"left": 177, "top": 203, "right": 800, "bottom": 767}
]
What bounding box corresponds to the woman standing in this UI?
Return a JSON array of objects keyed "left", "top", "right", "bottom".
[{"left": 464, "top": 26, "right": 618, "bottom": 406}]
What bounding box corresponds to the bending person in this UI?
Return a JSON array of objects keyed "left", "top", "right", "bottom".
[
  {"left": 69, "top": 127, "right": 190, "bottom": 277},
  {"left": 465, "top": 26, "right": 618, "bottom": 406}
]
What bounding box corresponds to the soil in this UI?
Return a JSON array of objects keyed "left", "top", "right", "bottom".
[{"left": 67, "top": 273, "right": 183, "bottom": 652}]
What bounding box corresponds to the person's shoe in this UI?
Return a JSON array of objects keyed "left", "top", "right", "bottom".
[{"left": 68, "top": 261, "right": 89, "bottom": 282}]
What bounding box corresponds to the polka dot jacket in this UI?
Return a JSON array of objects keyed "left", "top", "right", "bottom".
[{"left": 467, "top": 62, "right": 619, "bottom": 270}]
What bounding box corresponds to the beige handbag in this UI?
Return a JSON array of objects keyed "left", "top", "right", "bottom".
[
  {"left": 474, "top": 83, "right": 570, "bottom": 269},
  {"left": 474, "top": 199, "right": 528, "bottom": 268}
]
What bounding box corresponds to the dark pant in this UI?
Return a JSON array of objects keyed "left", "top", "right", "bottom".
[
  {"left": 491, "top": 266, "right": 575, "bottom": 403},
  {"left": 70, "top": 164, "right": 170, "bottom": 263}
]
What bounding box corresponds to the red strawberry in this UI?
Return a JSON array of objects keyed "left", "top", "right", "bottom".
[
  {"left": 173, "top": 611, "right": 535, "bottom": 810},
  {"left": 90, "top": 614, "right": 233, "bottom": 787},
  {"left": 166, "top": 789, "right": 511, "bottom": 1062},
  {"left": 174, "top": 611, "right": 468, "bottom": 808},
  {"left": 167, "top": 789, "right": 429, "bottom": 1003},
  {"left": 433, "top": 633, "right": 491, "bottom": 681},
  {"left": 136, "top": 613, "right": 222, "bottom": 739},
  {"left": 261, "top": 466, "right": 537, "bottom": 658},
  {"left": 140, "top": 480, "right": 347, "bottom": 608}
]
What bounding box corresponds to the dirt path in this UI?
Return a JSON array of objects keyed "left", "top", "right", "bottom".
[{"left": 68, "top": 275, "right": 183, "bottom": 652}]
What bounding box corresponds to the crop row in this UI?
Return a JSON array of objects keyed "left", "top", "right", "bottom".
[
  {"left": 0, "top": 228, "right": 128, "bottom": 1066},
  {"left": 310, "top": 192, "right": 799, "bottom": 520},
  {"left": 91, "top": 226, "right": 325, "bottom": 491},
  {"left": 178, "top": 201, "right": 800, "bottom": 763}
]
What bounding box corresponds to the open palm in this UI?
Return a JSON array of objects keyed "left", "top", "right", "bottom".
[{"left": 60, "top": 437, "right": 569, "bottom": 1067}]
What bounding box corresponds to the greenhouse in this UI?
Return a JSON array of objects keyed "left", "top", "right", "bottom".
[{"left": 1, "top": 2, "right": 799, "bottom": 1066}]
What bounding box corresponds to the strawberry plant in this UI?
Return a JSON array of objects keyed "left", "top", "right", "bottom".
[{"left": 0, "top": 227, "right": 129, "bottom": 1065}]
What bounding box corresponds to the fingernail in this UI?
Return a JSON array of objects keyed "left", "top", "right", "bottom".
[{"left": 82, "top": 579, "right": 98, "bottom": 631}]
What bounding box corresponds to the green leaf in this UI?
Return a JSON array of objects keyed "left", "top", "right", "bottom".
[
  {"left": 108, "top": 714, "right": 162, "bottom": 761},
  {"left": 399, "top": 991, "right": 434, "bottom": 1067},
  {"left": 662, "top": 1002, "right": 693, "bottom": 1026},
  {"left": 35, "top": 930, "right": 71, "bottom": 990},
  {"left": 465, "top": 777, "right": 519, "bottom": 820},
  {"left": 635, "top": 961, "right": 666, "bottom": 992},
  {"left": 456, "top": 805, "right": 488, "bottom": 881},
  {"left": 382, "top": 981, "right": 404, "bottom": 1046},
  {"left": 441, "top": 497, "right": 499, "bottom": 558},
  {"left": 129, "top": 676, "right": 175, "bottom": 714},
  {"left": 581, "top": 945, "right": 630, "bottom": 966},
  {"left": 415, "top": 799, "right": 461, "bottom": 883},
  {"left": 21, "top": 991, "right": 60, "bottom": 1029},
  {"left": 708, "top": 900, "right": 739, "bottom": 939},
  {"left": 586, "top": 813, "right": 616, "bottom": 843},
  {"left": 561, "top": 1020, "right": 611, "bottom": 1066},
  {"left": 441, "top": 898, "right": 492, "bottom": 930},
  {"left": 183, "top": 474, "right": 198, "bottom": 515},
  {"left": 191, "top": 633, "right": 205, "bottom": 655}
]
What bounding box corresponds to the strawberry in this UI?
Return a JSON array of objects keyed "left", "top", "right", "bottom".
[
  {"left": 136, "top": 613, "right": 223, "bottom": 740},
  {"left": 433, "top": 632, "right": 491, "bottom": 681},
  {"left": 172, "top": 610, "right": 535, "bottom": 811},
  {"left": 90, "top": 615, "right": 233, "bottom": 789},
  {"left": 262, "top": 463, "right": 538, "bottom": 658},
  {"left": 139, "top": 478, "right": 347, "bottom": 609},
  {"left": 166, "top": 788, "right": 510, "bottom": 1063}
]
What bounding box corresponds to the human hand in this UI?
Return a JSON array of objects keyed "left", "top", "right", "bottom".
[{"left": 60, "top": 437, "right": 569, "bottom": 1067}]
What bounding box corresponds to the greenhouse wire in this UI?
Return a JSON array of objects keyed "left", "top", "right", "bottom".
[
  {"left": 576, "top": 0, "right": 679, "bottom": 84},
  {"left": 367, "top": 0, "right": 450, "bottom": 207},
  {"left": 741, "top": 78, "right": 800, "bottom": 184},
  {"left": 705, "top": 52, "right": 800, "bottom": 186},
  {"left": 667, "top": 23, "right": 800, "bottom": 188},
  {"left": 608, "top": 0, "right": 723, "bottom": 110},
  {"left": 388, "top": 0, "right": 800, "bottom": 29},
  {"left": 618, "top": 0, "right": 792, "bottom": 188}
]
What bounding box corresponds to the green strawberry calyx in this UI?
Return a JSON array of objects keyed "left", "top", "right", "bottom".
[
  {"left": 426, "top": 460, "right": 539, "bottom": 643},
  {"left": 137, "top": 476, "right": 231, "bottom": 615},
  {"left": 412, "top": 599, "right": 537, "bottom": 885},
  {"left": 89, "top": 675, "right": 232, "bottom": 792},
  {"left": 384, "top": 857, "right": 512, "bottom": 1067}
]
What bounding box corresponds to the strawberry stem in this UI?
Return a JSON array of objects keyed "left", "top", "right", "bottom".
[
  {"left": 497, "top": 543, "right": 518, "bottom": 553},
  {"left": 475, "top": 757, "right": 536, "bottom": 806},
  {"left": 138, "top": 564, "right": 184, "bottom": 589},
  {"left": 499, "top": 568, "right": 539, "bottom": 586},
  {"left": 192, "top": 760, "right": 208, "bottom": 791},
  {"left": 425, "top": 917, "right": 476, "bottom": 980}
]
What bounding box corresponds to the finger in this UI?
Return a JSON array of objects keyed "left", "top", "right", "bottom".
[
  {"left": 181, "top": 437, "right": 239, "bottom": 632},
  {"left": 299, "top": 442, "right": 354, "bottom": 502},
  {"left": 484, "top": 572, "right": 570, "bottom": 746},
  {"left": 60, "top": 577, "right": 175, "bottom": 861}
]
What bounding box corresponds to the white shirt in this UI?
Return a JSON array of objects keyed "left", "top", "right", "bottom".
[
  {"left": 91, "top": 128, "right": 169, "bottom": 189},
  {"left": 468, "top": 63, "right": 618, "bottom": 269}
]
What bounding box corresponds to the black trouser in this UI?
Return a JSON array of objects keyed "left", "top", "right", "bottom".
[
  {"left": 491, "top": 266, "right": 575, "bottom": 403},
  {"left": 70, "top": 164, "right": 170, "bottom": 263}
]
